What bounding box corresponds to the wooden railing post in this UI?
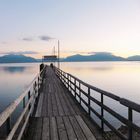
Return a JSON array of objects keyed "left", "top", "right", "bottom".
[
  {"left": 35, "top": 82, "right": 37, "bottom": 95},
  {"left": 67, "top": 74, "right": 70, "bottom": 91},
  {"left": 28, "top": 91, "right": 31, "bottom": 110},
  {"left": 38, "top": 77, "right": 39, "bottom": 93},
  {"left": 128, "top": 107, "right": 133, "bottom": 140},
  {"left": 63, "top": 72, "right": 64, "bottom": 84},
  {"left": 59, "top": 69, "right": 61, "bottom": 79},
  {"left": 6, "top": 117, "right": 11, "bottom": 135},
  {"left": 23, "top": 97, "right": 26, "bottom": 109},
  {"left": 64, "top": 73, "right": 66, "bottom": 85},
  {"left": 101, "top": 93, "right": 104, "bottom": 132},
  {"left": 70, "top": 76, "right": 71, "bottom": 92},
  {"left": 33, "top": 82, "right": 36, "bottom": 102},
  {"left": 66, "top": 73, "right": 68, "bottom": 88},
  {"left": 22, "top": 96, "right": 26, "bottom": 135},
  {"left": 88, "top": 87, "right": 91, "bottom": 116},
  {"left": 74, "top": 79, "right": 76, "bottom": 97},
  {"left": 61, "top": 70, "right": 62, "bottom": 81},
  {"left": 61, "top": 71, "right": 63, "bottom": 81},
  {"left": 63, "top": 72, "right": 64, "bottom": 83},
  {"left": 79, "top": 82, "right": 81, "bottom": 104},
  {"left": 58, "top": 69, "right": 60, "bottom": 78}
]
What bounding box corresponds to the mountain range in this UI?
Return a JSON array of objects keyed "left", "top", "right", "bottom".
[
  {"left": 0, "top": 53, "right": 140, "bottom": 63},
  {"left": 0, "top": 54, "right": 37, "bottom": 63},
  {"left": 63, "top": 53, "right": 124, "bottom": 61}
]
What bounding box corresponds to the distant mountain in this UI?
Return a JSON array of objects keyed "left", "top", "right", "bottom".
[
  {"left": 127, "top": 55, "right": 140, "bottom": 61},
  {"left": 63, "top": 53, "right": 125, "bottom": 62},
  {"left": 0, "top": 54, "right": 37, "bottom": 63},
  {"left": 0, "top": 53, "right": 140, "bottom": 63}
]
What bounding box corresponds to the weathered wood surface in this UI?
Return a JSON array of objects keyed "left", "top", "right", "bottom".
[{"left": 25, "top": 67, "right": 104, "bottom": 140}]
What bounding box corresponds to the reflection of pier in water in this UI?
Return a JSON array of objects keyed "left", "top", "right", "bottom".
[{"left": 0, "top": 64, "right": 140, "bottom": 140}]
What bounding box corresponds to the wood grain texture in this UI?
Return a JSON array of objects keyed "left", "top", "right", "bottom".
[{"left": 24, "top": 67, "right": 105, "bottom": 140}]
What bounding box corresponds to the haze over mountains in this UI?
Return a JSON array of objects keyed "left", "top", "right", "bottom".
[{"left": 0, "top": 53, "right": 140, "bottom": 63}]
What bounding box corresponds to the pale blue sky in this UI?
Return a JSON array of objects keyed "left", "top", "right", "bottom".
[{"left": 0, "top": 0, "right": 140, "bottom": 58}]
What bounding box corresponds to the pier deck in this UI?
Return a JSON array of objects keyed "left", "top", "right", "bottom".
[{"left": 25, "top": 66, "right": 103, "bottom": 140}]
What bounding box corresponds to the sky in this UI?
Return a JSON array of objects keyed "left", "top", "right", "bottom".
[{"left": 0, "top": 0, "right": 140, "bottom": 58}]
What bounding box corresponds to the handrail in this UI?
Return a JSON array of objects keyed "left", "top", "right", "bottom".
[
  {"left": 54, "top": 66, "right": 140, "bottom": 140},
  {"left": 120, "top": 98, "right": 140, "bottom": 112},
  {"left": 0, "top": 64, "right": 46, "bottom": 140}
]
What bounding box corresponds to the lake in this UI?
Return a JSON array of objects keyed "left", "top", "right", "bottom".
[
  {"left": 0, "top": 62, "right": 140, "bottom": 130},
  {"left": 60, "top": 61, "right": 140, "bottom": 103},
  {"left": 0, "top": 63, "right": 39, "bottom": 113}
]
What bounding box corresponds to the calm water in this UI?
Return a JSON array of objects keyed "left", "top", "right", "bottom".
[
  {"left": 60, "top": 61, "right": 140, "bottom": 103},
  {"left": 60, "top": 61, "right": 140, "bottom": 129},
  {"left": 0, "top": 63, "right": 39, "bottom": 113},
  {"left": 0, "top": 62, "right": 140, "bottom": 130}
]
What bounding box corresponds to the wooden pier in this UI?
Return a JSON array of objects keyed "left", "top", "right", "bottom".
[
  {"left": 0, "top": 64, "right": 140, "bottom": 140},
  {"left": 26, "top": 66, "right": 101, "bottom": 140}
]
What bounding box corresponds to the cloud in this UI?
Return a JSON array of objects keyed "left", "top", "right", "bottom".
[
  {"left": 22, "top": 37, "right": 33, "bottom": 41},
  {"left": 21, "top": 35, "right": 54, "bottom": 42},
  {"left": 0, "top": 51, "right": 38, "bottom": 55},
  {"left": 39, "top": 35, "right": 54, "bottom": 41}
]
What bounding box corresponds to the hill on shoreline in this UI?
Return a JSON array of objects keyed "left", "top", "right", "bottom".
[
  {"left": 63, "top": 53, "right": 125, "bottom": 62},
  {"left": 0, "top": 54, "right": 37, "bottom": 63},
  {"left": 0, "top": 53, "right": 140, "bottom": 63}
]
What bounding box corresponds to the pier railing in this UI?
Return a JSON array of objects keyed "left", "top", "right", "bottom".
[
  {"left": 55, "top": 67, "right": 140, "bottom": 140},
  {"left": 0, "top": 65, "right": 46, "bottom": 140}
]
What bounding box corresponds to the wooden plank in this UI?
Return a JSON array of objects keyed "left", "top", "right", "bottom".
[
  {"left": 53, "top": 80, "right": 64, "bottom": 116},
  {"left": 26, "top": 118, "right": 37, "bottom": 140},
  {"left": 35, "top": 92, "right": 43, "bottom": 117},
  {"left": 65, "top": 85, "right": 85, "bottom": 115},
  {"left": 41, "top": 91, "right": 47, "bottom": 116},
  {"left": 56, "top": 116, "right": 68, "bottom": 140},
  {"left": 50, "top": 117, "right": 59, "bottom": 140},
  {"left": 32, "top": 118, "right": 42, "bottom": 140},
  {"left": 51, "top": 76, "right": 65, "bottom": 116},
  {"left": 69, "top": 116, "right": 86, "bottom": 140},
  {"left": 55, "top": 83, "right": 69, "bottom": 115},
  {"left": 63, "top": 86, "right": 84, "bottom": 115},
  {"left": 53, "top": 78, "right": 71, "bottom": 116},
  {"left": 54, "top": 72, "right": 84, "bottom": 115},
  {"left": 75, "top": 115, "right": 96, "bottom": 140},
  {"left": 42, "top": 117, "right": 50, "bottom": 140},
  {"left": 47, "top": 84, "right": 53, "bottom": 116},
  {"left": 42, "top": 80, "right": 49, "bottom": 117},
  {"left": 60, "top": 86, "right": 76, "bottom": 115},
  {"left": 63, "top": 116, "right": 77, "bottom": 140},
  {"left": 50, "top": 81, "right": 59, "bottom": 116}
]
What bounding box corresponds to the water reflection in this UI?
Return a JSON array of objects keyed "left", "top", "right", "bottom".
[
  {"left": 1, "top": 66, "right": 27, "bottom": 73},
  {"left": 0, "top": 63, "right": 39, "bottom": 113},
  {"left": 60, "top": 62, "right": 140, "bottom": 103},
  {"left": 60, "top": 62, "right": 140, "bottom": 130}
]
